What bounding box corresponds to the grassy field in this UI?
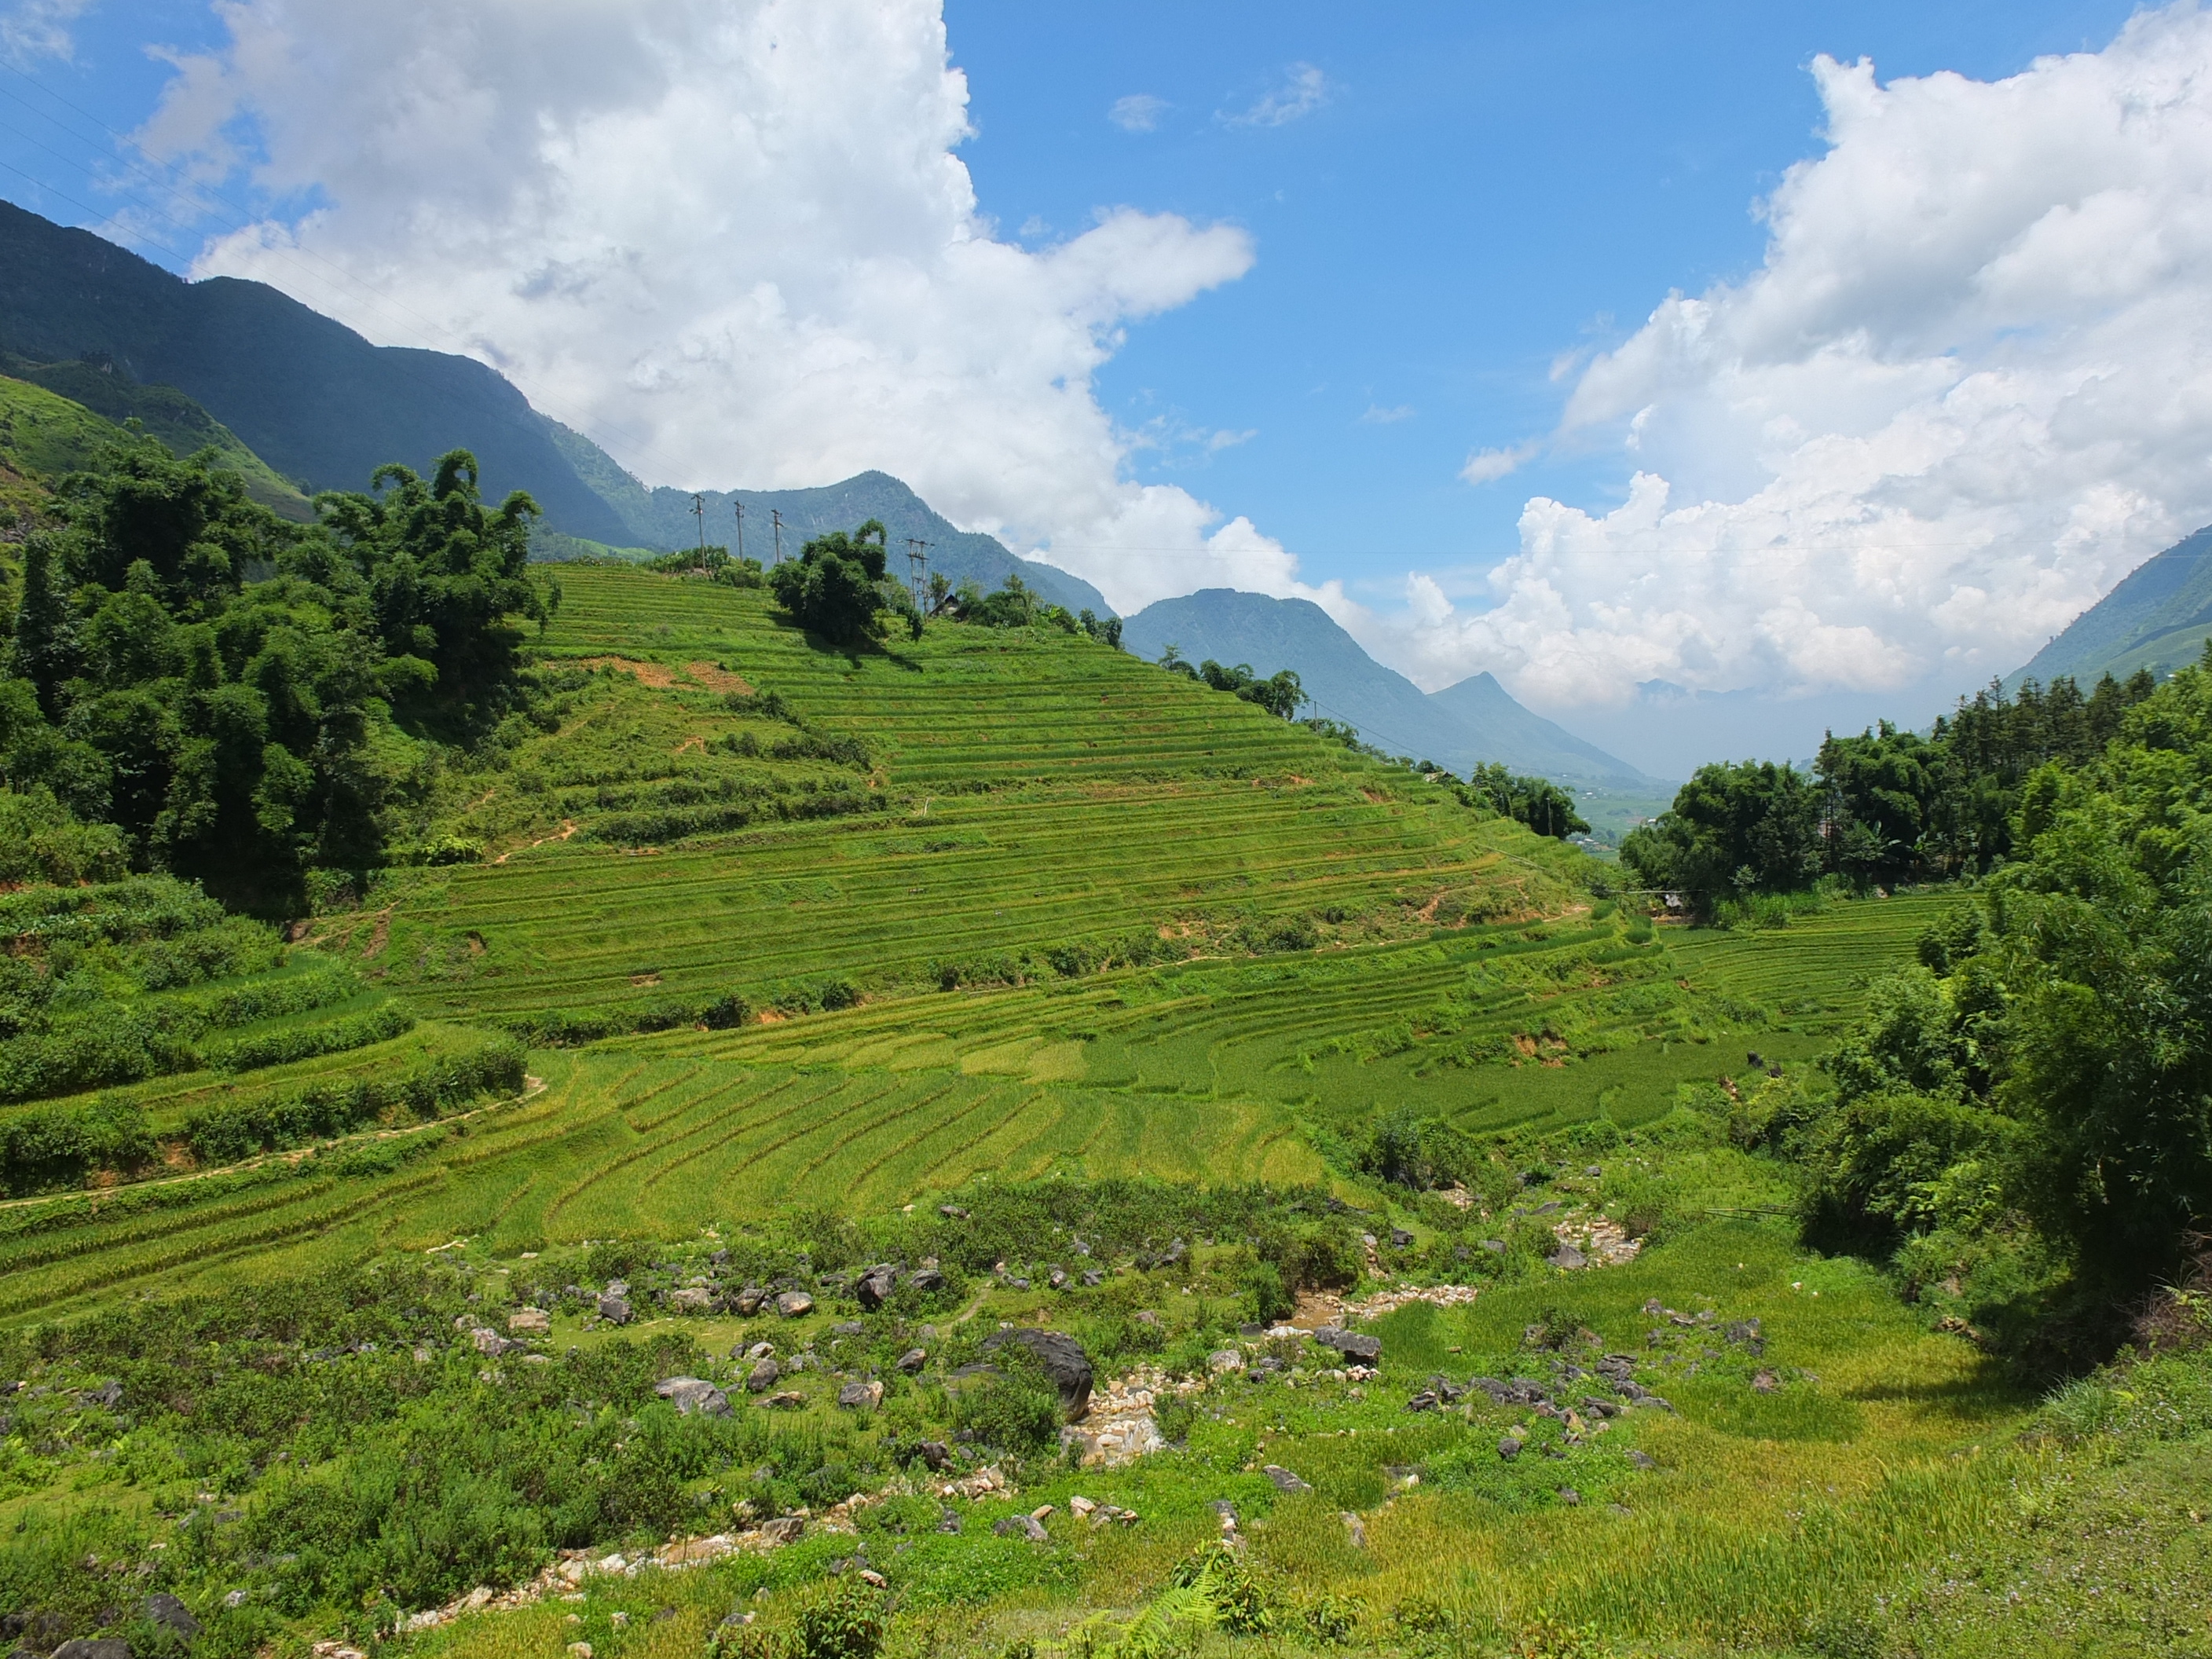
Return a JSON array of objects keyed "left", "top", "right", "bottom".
[{"left": 5, "top": 566, "right": 2205, "bottom": 1658}]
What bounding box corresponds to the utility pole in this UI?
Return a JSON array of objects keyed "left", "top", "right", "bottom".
[
  {"left": 690, "top": 493, "right": 706, "bottom": 556},
  {"left": 733, "top": 500, "right": 745, "bottom": 564},
  {"left": 905, "top": 538, "right": 931, "bottom": 613},
  {"left": 771, "top": 509, "right": 784, "bottom": 566}
]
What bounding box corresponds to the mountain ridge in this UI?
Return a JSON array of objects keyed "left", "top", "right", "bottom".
[{"left": 2009, "top": 524, "right": 2212, "bottom": 689}]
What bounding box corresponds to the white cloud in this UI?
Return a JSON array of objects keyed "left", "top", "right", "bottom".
[
  {"left": 1459, "top": 441, "right": 1535, "bottom": 484},
  {"left": 1221, "top": 63, "right": 1329, "bottom": 129},
  {"left": 1360, "top": 403, "right": 1414, "bottom": 425},
  {"left": 1108, "top": 93, "right": 1166, "bottom": 133},
  {"left": 1, "top": 0, "right": 92, "bottom": 64},
  {"left": 1412, "top": 4, "right": 2212, "bottom": 712},
  {"left": 135, "top": 0, "right": 1280, "bottom": 613}
]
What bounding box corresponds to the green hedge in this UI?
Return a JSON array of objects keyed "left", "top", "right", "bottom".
[
  {"left": 0, "top": 1013, "right": 199, "bottom": 1104},
  {"left": 497, "top": 994, "right": 746, "bottom": 1048},
  {"left": 204, "top": 1002, "right": 417, "bottom": 1074},
  {"left": 0, "top": 1097, "right": 155, "bottom": 1196},
  {"left": 183, "top": 1038, "right": 526, "bottom": 1164}
]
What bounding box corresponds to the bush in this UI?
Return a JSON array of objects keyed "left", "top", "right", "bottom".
[
  {"left": 182, "top": 1037, "right": 525, "bottom": 1163},
  {"left": 952, "top": 1347, "right": 1061, "bottom": 1456},
  {"left": 1238, "top": 1260, "right": 1292, "bottom": 1324}
]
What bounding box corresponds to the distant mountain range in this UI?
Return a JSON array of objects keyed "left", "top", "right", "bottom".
[
  {"left": 0, "top": 200, "right": 1104, "bottom": 615},
  {"left": 2009, "top": 523, "right": 2212, "bottom": 689},
  {"left": 1121, "top": 589, "right": 1659, "bottom": 789}
]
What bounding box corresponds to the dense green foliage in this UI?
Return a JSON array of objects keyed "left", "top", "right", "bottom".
[
  {"left": 1456, "top": 760, "right": 1590, "bottom": 840},
  {"left": 1152, "top": 643, "right": 1306, "bottom": 719},
  {"left": 767, "top": 520, "right": 919, "bottom": 644}
]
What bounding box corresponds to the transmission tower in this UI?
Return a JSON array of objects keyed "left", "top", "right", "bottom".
[
  {"left": 771, "top": 509, "right": 784, "bottom": 566},
  {"left": 733, "top": 500, "right": 745, "bottom": 564},
  {"left": 690, "top": 493, "right": 706, "bottom": 555},
  {"left": 905, "top": 538, "right": 931, "bottom": 613}
]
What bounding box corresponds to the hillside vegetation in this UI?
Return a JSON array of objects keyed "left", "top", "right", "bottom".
[{"left": 2, "top": 436, "right": 2210, "bottom": 1659}]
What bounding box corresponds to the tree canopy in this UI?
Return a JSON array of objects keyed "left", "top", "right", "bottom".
[{"left": 768, "top": 519, "right": 919, "bottom": 644}]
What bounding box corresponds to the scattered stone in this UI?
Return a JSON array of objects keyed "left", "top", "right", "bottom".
[
  {"left": 832, "top": 1320, "right": 866, "bottom": 1337},
  {"left": 1047, "top": 1268, "right": 1068, "bottom": 1291},
  {"left": 936, "top": 1508, "right": 962, "bottom": 1533},
  {"left": 145, "top": 1594, "right": 201, "bottom": 1641},
  {"left": 994, "top": 1514, "right": 1049, "bottom": 1543},
  {"left": 1548, "top": 1243, "right": 1588, "bottom": 1271},
  {"left": 507, "top": 1309, "right": 551, "bottom": 1335},
  {"left": 1082, "top": 1269, "right": 1104, "bottom": 1287},
  {"left": 654, "top": 1377, "right": 731, "bottom": 1417},
  {"left": 1481, "top": 1240, "right": 1507, "bottom": 1254},
  {"left": 764, "top": 1390, "right": 806, "bottom": 1409},
  {"left": 745, "top": 1358, "right": 780, "bottom": 1393},
  {"left": 1497, "top": 1436, "right": 1524, "bottom": 1460},
  {"left": 775, "top": 1291, "right": 815, "bottom": 1317},
  {"left": 939, "top": 1204, "right": 969, "bottom": 1219},
  {"left": 223, "top": 1591, "right": 248, "bottom": 1610},
  {"left": 1071, "top": 1495, "right": 1098, "bottom": 1517},
  {"left": 837, "top": 1380, "right": 884, "bottom": 1412},
  {"left": 1030, "top": 1503, "right": 1056, "bottom": 1521},
  {"left": 917, "top": 1441, "right": 953, "bottom": 1470},
  {"left": 744, "top": 1340, "right": 775, "bottom": 1361},
  {"left": 1558, "top": 1487, "right": 1581, "bottom": 1506},
  {"left": 473, "top": 1330, "right": 516, "bottom": 1357},
  {"left": 1342, "top": 1512, "right": 1368, "bottom": 1548},
  {"left": 1390, "top": 1228, "right": 1415, "bottom": 1248},
  {"left": 855, "top": 1265, "right": 899, "bottom": 1309},
  {"left": 596, "top": 1294, "right": 632, "bottom": 1325},
  {"left": 1628, "top": 1450, "right": 1657, "bottom": 1470},
  {"left": 52, "top": 1646, "right": 133, "bottom": 1659},
  {"left": 759, "top": 1516, "right": 804, "bottom": 1546},
  {"left": 897, "top": 1347, "right": 927, "bottom": 1372},
  {"left": 1724, "top": 1319, "right": 1765, "bottom": 1355},
  {"left": 1310, "top": 1326, "right": 1382, "bottom": 1363},
  {"left": 1208, "top": 1349, "right": 1243, "bottom": 1373},
  {"left": 734, "top": 1286, "right": 767, "bottom": 1316},
  {"left": 856, "top": 1569, "right": 886, "bottom": 1589},
  {"left": 1751, "top": 1369, "right": 1780, "bottom": 1393},
  {"left": 1210, "top": 1499, "right": 1237, "bottom": 1528},
  {"left": 1580, "top": 1397, "right": 1619, "bottom": 1418},
  {"left": 980, "top": 1328, "right": 1095, "bottom": 1418},
  {"left": 670, "top": 1287, "right": 714, "bottom": 1314},
  {"left": 1133, "top": 1310, "right": 1163, "bottom": 1327},
  {"left": 1262, "top": 1464, "right": 1313, "bottom": 1493}
]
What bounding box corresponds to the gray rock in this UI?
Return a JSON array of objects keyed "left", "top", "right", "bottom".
[
  {"left": 980, "top": 1328, "right": 1095, "bottom": 1419},
  {"left": 597, "top": 1294, "right": 633, "bottom": 1325},
  {"left": 1342, "top": 1512, "right": 1367, "bottom": 1548},
  {"left": 734, "top": 1285, "right": 767, "bottom": 1316},
  {"left": 743, "top": 1340, "right": 775, "bottom": 1360},
  {"left": 764, "top": 1390, "right": 806, "bottom": 1409},
  {"left": 917, "top": 1441, "right": 952, "bottom": 1470},
  {"left": 145, "top": 1593, "right": 200, "bottom": 1641},
  {"left": 993, "top": 1515, "right": 1049, "bottom": 1543},
  {"left": 906, "top": 1267, "right": 946, "bottom": 1292},
  {"left": 669, "top": 1287, "right": 714, "bottom": 1313},
  {"left": 1548, "top": 1243, "right": 1588, "bottom": 1270},
  {"left": 745, "top": 1358, "right": 781, "bottom": 1392},
  {"left": 1497, "top": 1436, "right": 1523, "bottom": 1460},
  {"left": 1390, "top": 1228, "right": 1415, "bottom": 1249},
  {"left": 53, "top": 1642, "right": 131, "bottom": 1659},
  {"left": 1752, "top": 1369, "right": 1780, "bottom": 1393},
  {"left": 1310, "top": 1326, "right": 1382, "bottom": 1363},
  {"left": 758, "top": 1515, "right": 804, "bottom": 1545},
  {"left": 471, "top": 1330, "right": 516, "bottom": 1357},
  {"left": 1558, "top": 1487, "right": 1581, "bottom": 1506},
  {"left": 1047, "top": 1268, "right": 1068, "bottom": 1291},
  {"left": 897, "top": 1347, "right": 928, "bottom": 1373},
  {"left": 1210, "top": 1499, "right": 1239, "bottom": 1524},
  {"left": 837, "top": 1380, "right": 884, "bottom": 1411},
  {"left": 936, "top": 1507, "right": 962, "bottom": 1533},
  {"left": 654, "top": 1377, "right": 731, "bottom": 1416},
  {"left": 775, "top": 1291, "right": 815, "bottom": 1317},
  {"left": 855, "top": 1265, "right": 899, "bottom": 1309},
  {"left": 1628, "top": 1449, "right": 1657, "bottom": 1470},
  {"left": 1081, "top": 1269, "right": 1104, "bottom": 1287},
  {"left": 938, "top": 1204, "right": 969, "bottom": 1219},
  {"left": 1262, "top": 1464, "right": 1313, "bottom": 1493},
  {"left": 831, "top": 1320, "right": 865, "bottom": 1337},
  {"left": 1480, "top": 1240, "right": 1507, "bottom": 1254},
  {"left": 79, "top": 1380, "right": 124, "bottom": 1410}
]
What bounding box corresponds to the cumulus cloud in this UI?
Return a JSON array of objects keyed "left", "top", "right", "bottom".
[
  {"left": 1459, "top": 441, "right": 1535, "bottom": 484},
  {"left": 134, "top": 0, "right": 1283, "bottom": 613},
  {"left": 1361, "top": 403, "right": 1414, "bottom": 425},
  {"left": 1221, "top": 63, "right": 1329, "bottom": 129},
  {"left": 1108, "top": 93, "right": 1166, "bottom": 133},
  {"left": 1, "top": 0, "right": 93, "bottom": 63},
  {"left": 1411, "top": 5, "right": 2212, "bottom": 711}
]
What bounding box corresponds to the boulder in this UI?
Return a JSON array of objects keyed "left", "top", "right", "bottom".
[
  {"left": 896, "top": 1347, "right": 928, "bottom": 1373},
  {"left": 764, "top": 1390, "right": 806, "bottom": 1409},
  {"left": 1390, "top": 1228, "right": 1415, "bottom": 1249},
  {"left": 743, "top": 1341, "right": 775, "bottom": 1361},
  {"left": 1547, "top": 1243, "right": 1588, "bottom": 1271},
  {"left": 775, "top": 1291, "right": 815, "bottom": 1318},
  {"left": 53, "top": 1643, "right": 133, "bottom": 1659},
  {"left": 654, "top": 1377, "right": 731, "bottom": 1417},
  {"left": 1310, "top": 1326, "right": 1382, "bottom": 1363},
  {"left": 980, "top": 1328, "right": 1094, "bottom": 1419},
  {"left": 1261, "top": 1464, "right": 1312, "bottom": 1493},
  {"left": 906, "top": 1267, "right": 946, "bottom": 1293},
  {"left": 79, "top": 1380, "right": 123, "bottom": 1409},
  {"left": 471, "top": 1330, "right": 515, "bottom": 1357},
  {"left": 837, "top": 1380, "right": 884, "bottom": 1412},
  {"left": 831, "top": 1320, "right": 865, "bottom": 1337},
  {"left": 1207, "top": 1349, "right": 1242, "bottom": 1374},
  {"left": 993, "top": 1515, "right": 1049, "bottom": 1543},
  {"left": 758, "top": 1516, "right": 804, "bottom": 1545},
  {"left": 507, "top": 1308, "right": 551, "bottom": 1335},
  {"left": 145, "top": 1594, "right": 201, "bottom": 1642},
  {"left": 1497, "top": 1436, "right": 1523, "bottom": 1460},
  {"left": 669, "top": 1287, "right": 714, "bottom": 1314},
  {"left": 917, "top": 1441, "right": 952, "bottom": 1470},
  {"left": 855, "top": 1265, "right": 899, "bottom": 1309},
  {"left": 745, "top": 1358, "right": 781, "bottom": 1393},
  {"left": 596, "top": 1293, "right": 632, "bottom": 1325},
  {"left": 939, "top": 1204, "right": 969, "bottom": 1219},
  {"left": 734, "top": 1286, "right": 767, "bottom": 1316}
]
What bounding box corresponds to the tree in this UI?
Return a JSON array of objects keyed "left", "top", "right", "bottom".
[
  {"left": 1618, "top": 760, "right": 1822, "bottom": 903},
  {"left": 768, "top": 519, "right": 918, "bottom": 643},
  {"left": 1462, "top": 762, "right": 1589, "bottom": 840}
]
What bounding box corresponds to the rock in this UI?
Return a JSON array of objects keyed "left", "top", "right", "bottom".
[
  {"left": 1580, "top": 1397, "right": 1620, "bottom": 1418},
  {"left": 1207, "top": 1349, "right": 1243, "bottom": 1374},
  {"left": 1404, "top": 1391, "right": 1439, "bottom": 1412},
  {"left": 758, "top": 1515, "right": 804, "bottom": 1545},
  {"left": 734, "top": 1286, "right": 767, "bottom": 1316},
  {"left": 1342, "top": 1512, "right": 1367, "bottom": 1548},
  {"left": 936, "top": 1508, "right": 962, "bottom": 1533},
  {"left": 917, "top": 1441, "right": 952, "bottom": 1470},
  {"left": 906, "top": 1267, "right": 946, "bottom": 1292},
  {"left": 1751, "top": 1369, "right": 1780, "bottom": 1393},
  {"left": 855, "top": 1265, "right": 899, "bottom": 1309},
  {"left": 1480, "top": 1239, "right": 1507, "bottom": 1254},
  {"left": 980, "top": 1328, "right": 1095, "bottom": 1419},
  {"left": 471, "top": 1330, "right": 515, "bottom": 1357},
  {"left": 1497, "top": 1436, "right": 1523, "bottom": 1460},
  {"left": 837, "top": 1380, "right": 884, "bottom": 1412},
  {"left": 1390, "top": 1228, "right": 1415, "bottom": 1248},
  {"left": 1133, "top": 1310, "right": 1162, "bottom": 1327},
  {"left": 831, "top": 1320, "right": 866, "bottom": 1337},
  {"left": 79, "top": 1380, "right": 123, "bottom": 1409},
  {"left": 52, "top": 1643, "right": 131, "bottom": 1659},
  {"left": 1030, "top": 1503, "right": 1056, "bottom": 1521},
  {"left": 669, "top": 1287, "right": 714, "bottom": 1314},
  {"left": 1548, "top": 1243, "right": 1588, "bottom": 1270},
  {"left": 1310, "top": 1326, "right": 1382, "bottom": 1363},
  {"left": 993, "top": 1515, "right": 1049, "bottom": 1543},
  {"left": 507, "top": 1308, "right": 551, "bottom": 1335},
  {"left": 775, "top": 1291, "right": 815, "bottom": 1317},
  {"left": 1627, "top": 1450, "right": 1657, "bottom": 1470},
  {"left": 1047, "top": 1268, "right": 1068, "bottom": 1291},
  {"left": 654, "top": 1377, "right": 731, "bottom": 1417},
  {"left": 856, "top": 1569, "right": 886, "bottom": 1589},
  {"left": 223, "top": 1591, "right": 248, "bottom": 1610},
  {"left": 897, "top": 1347, "right": 927, "bottom": 1373},
  {"left": 1081, "top": 1270, "right": 1104, "bottom": 1287},
  {"left": 939, "top": 1204, "right": 969, "bottom": 1219},
  {"left": 745, "top": 1358, "right": 781, "bottom": 1392},
  {"left": 1005, "top": 1277, "right": 1030, "bottom": 1290},
  {"left": 145, "top": 1594, "right": 201, "bottom": 1641},
  {"left": 569, "top": 1644, "right": 593, "bottom": 1659},
  {"left": 1262, "top": 1464, "right": 1312, "bottom": 1493},
  {"left": 1071, "top": 1496, "right": 1097, "bottom": 1518},
  {"left": 1558, "top": 1487, "right": 1581, "bottom": 1506},
  {"left": 597, "top": 1294, "right": 632, "bottom": 1325}
]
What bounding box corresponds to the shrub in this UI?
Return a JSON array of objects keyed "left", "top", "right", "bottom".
[{"left": 953, "top": 1347, "right": 1061, "bottom": 1456}]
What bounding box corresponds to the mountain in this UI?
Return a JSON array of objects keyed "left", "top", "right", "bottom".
[
  {"left": 2009, "top": 524, "right": 2212, "bottom": 689},
  {"left": 0, "top": 200, "right": 1106, "bottom": 612},
  {"left": 1120, "top": 588, "right": 1656, "bottom": 788}
]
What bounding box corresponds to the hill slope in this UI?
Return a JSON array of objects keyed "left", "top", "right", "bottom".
[
  {"left": 1122, "top": 587, "right": 1654, "bottom": 786},
  {"left": 2009, "top": 523, "right": 2212, "bottom": 687}
]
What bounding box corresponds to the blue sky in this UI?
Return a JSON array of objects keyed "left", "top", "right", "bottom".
[{"left": 1, "top": 0, "right": 2207, "bottom": 778}]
